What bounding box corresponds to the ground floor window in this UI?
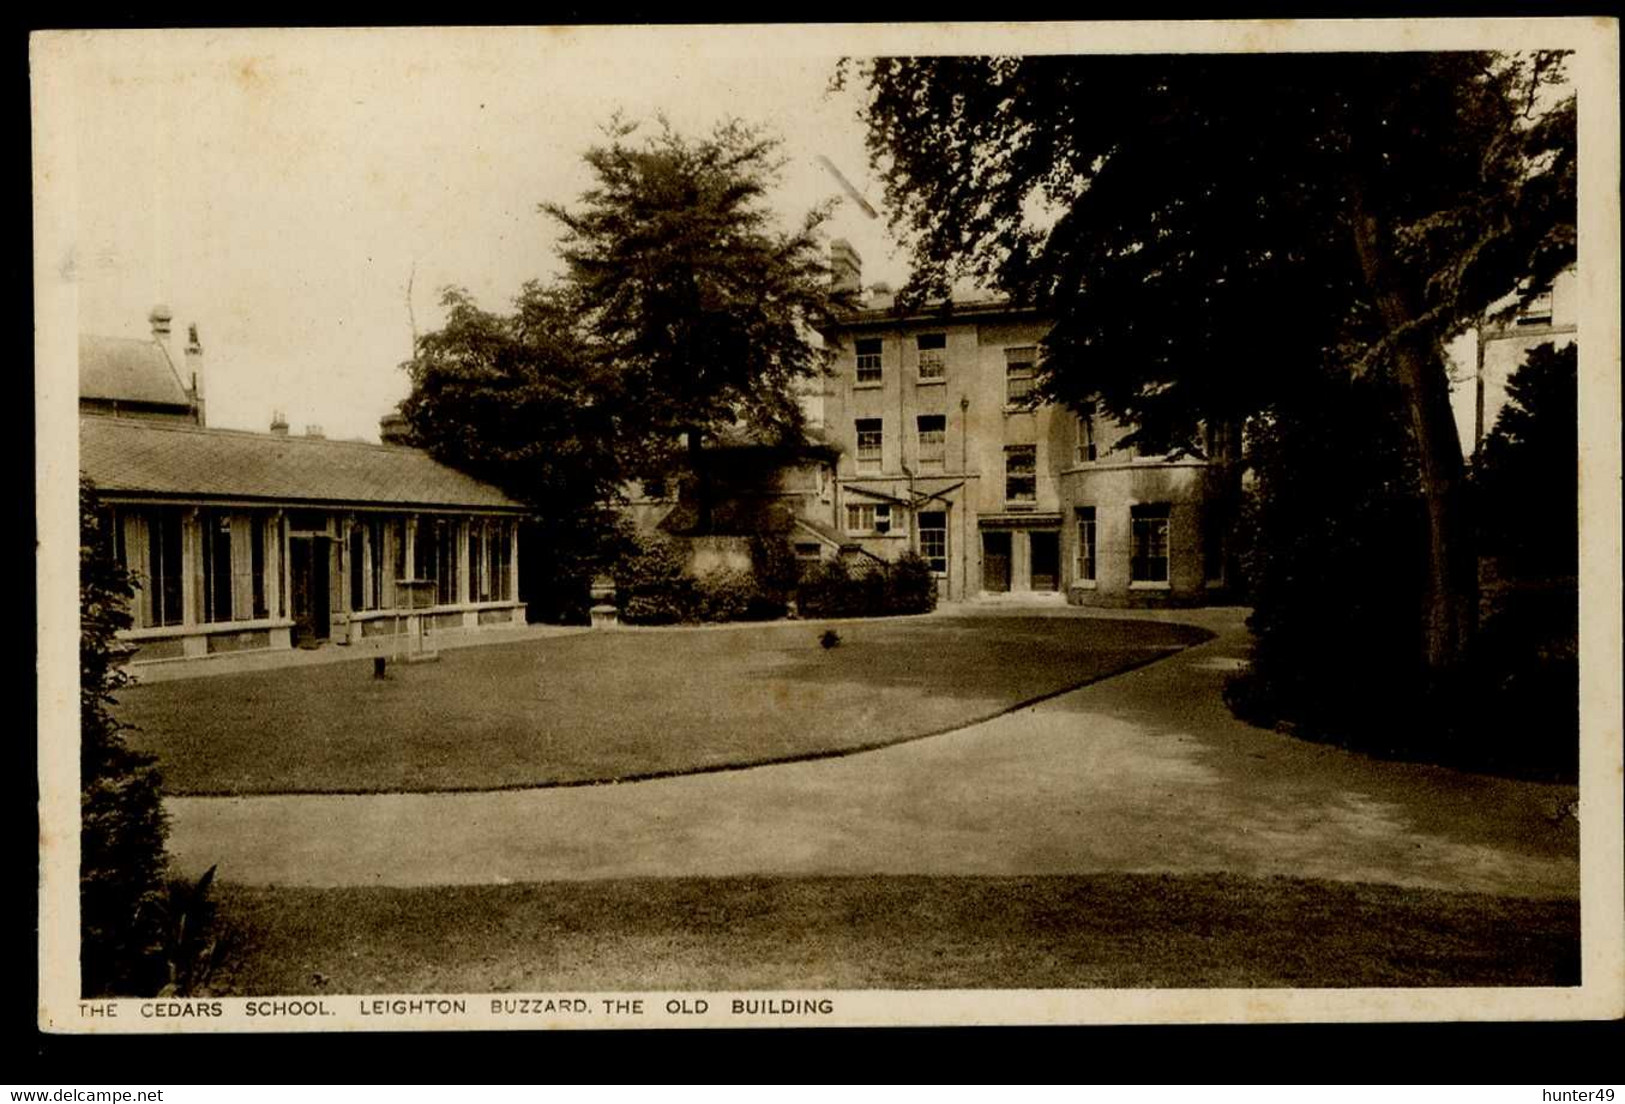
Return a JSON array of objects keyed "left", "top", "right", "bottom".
[
  {"left": 410, "top": 518, "right": 456, "bottom": 603},
  {"left": 470, "top": 518, "right": 513, "bottom": 602},
  {"left": 918, "top": 511, "right": 947, "bottom": 574},
  {"left": 1131, "top": 503, "right": 1171, "bottom": 584},
  {"left": 201, "top": 510, "right": 234, "bottom": 622},
  {"left": 251, "top": 515, "right": 269, "bottom": 619},
  {"left": 1076, "top": 506, "right": 1096, "bottom": 582},
  {"left": 393, "top": 518, "right": 408, "bottom": 590},
  {"left": 489, "top": 520, "right": 512, "bottom": 601},
  {"left": 116, "top": 507, "right": 184, "bottom": 628},
  {"left": 1203, "top": 512, "right": 1225, "bottom": 584},
  {"left": 436, "top": 520, "right": 460, "bottom": 605},
  {"left": 344, "top": 517, "right": 389, "bottom": 612}
]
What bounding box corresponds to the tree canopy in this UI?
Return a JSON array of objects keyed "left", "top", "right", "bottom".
[
  {"left": 852, "top": 51, "right": 1575, "bottom": 672},
  {"left": 542, "top": 118, "right": 848, "bottom": 529},
  {"left": 854, "top": 52, "right": 1572, "bottom": 440},
  {"left": 401, "top": 281, "right": 624, "bottom": 514}
]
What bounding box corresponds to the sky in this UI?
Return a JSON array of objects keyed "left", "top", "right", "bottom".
[
  {"left": 43, "top": 23, "right": 1598, "bottom": 452},
  {"left": 59, "top": 28, "right": 916, "bottom": 442}
]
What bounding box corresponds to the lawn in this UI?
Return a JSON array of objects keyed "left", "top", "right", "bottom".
[
  {"left": 203, "top": 873, "right": 1580, "bottom": 993},
  {"left": 115, "top": 615, "right": 1211, "bottom": 795}
]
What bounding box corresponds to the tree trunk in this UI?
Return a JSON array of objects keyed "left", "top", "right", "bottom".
[
  {"left": 689, "top": 429, "right": 712, "bottom": 534},
  {"left": 1348, "top": 185, "right": 1478, "bottom": 677}
]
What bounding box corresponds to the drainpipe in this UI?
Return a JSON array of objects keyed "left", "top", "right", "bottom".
[
  {"left": 902, "top": 463, "right": 917, "bottom": 555},
  {"left": 959, "top": 394, "right": 971, "bottom": 600}
]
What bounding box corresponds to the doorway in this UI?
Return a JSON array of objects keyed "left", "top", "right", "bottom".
[
  {"left": 982, "top": 531, "right": 1011, "bottom": 593},
  {"left": 1030, "top": 531, "right": 1060, "bottom": 591},
  {"left": 289, "top": 536, "right": 331, "bottom": 647}
]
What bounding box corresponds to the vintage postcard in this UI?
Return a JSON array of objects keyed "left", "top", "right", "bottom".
[{"left": 33, "top": 19, "right": 1622, "bottom": 1032}]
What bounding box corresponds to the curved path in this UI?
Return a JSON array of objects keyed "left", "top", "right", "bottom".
[{"left": 165, "top": 607, "right": 1579, "bottom": 898}]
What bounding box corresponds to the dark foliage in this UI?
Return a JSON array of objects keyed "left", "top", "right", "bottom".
[
  {"left": 613, "top": 533, "right": 697, "bottom": 625},
  {"left": 1225, "top": 374, "right": 1430, "bottom": 738},
  {"left": 852, "top": 52, "right": 1575, "bottom": 677},
  {"left": 1472, "top": 342, "right": 1578, "bottom": 578},
  {"left": 1225, "top": 363, "right": 1578, "bottom": 780},
  {"left": 401, "top": 284, "right": 627, "bottom": 622},
  {"left": 80, "top": 478, "right": 170, "bottom": 997},
  {"left": 544, "top": 117, "right": 850, "bottom": 531},
  {"left": 797, "top": 553, "right": 937, "bottom": 619}
]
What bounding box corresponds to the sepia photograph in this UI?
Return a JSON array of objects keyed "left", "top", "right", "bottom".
[{"left": 33, "top": 20, "right": 1622, "bottom": 1032}]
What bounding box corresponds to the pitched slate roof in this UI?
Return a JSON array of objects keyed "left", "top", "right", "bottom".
[
  {"left": 79, "top": 335, "right": 192, "bottom": 407},
  {"left": 80, "top": 417, "right": 526, "bottom": 511}
]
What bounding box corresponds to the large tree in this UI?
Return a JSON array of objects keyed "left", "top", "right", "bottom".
[
  {"left": 401, "top": 282, "right": 629, "bottom": 620},
  {"left": 543, "top": 118, "right": 849, "bottom": 532},
  {"left": 852, "top": 52, "right": 1575, "bottom": 675}
]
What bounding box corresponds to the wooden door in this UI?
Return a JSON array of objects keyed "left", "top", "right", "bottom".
[
  {"left": 289, "top": 537, "right": 331, "bottom": 646},
  {"left": 982, "top": 531, "right": 1011, "bottom": 593},
  {"left": 1030, "top": 531, "right": 1060, "bottom": 591}
]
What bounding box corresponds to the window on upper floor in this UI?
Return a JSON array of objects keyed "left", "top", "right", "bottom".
[
  {"left": 917, "top": 414, "right": 946, "bottom": 464},
  {"left": 1005, "top": 444, "right": 1037, "bottom": 504},
  {"left": 855, "top": 338, "right": 883, "bottom": 385},
  {"left": 855, "top": 418, "right": 883, "bottom": 466},
  {"left": 1006, "top": 346, "right": 1038, "bottom": 405},
  {"left": 846, "top": 501, "right": 900, "bottom": 535},
  {"left": 1077, "top": 413, "right": 1097, "bottom": 463},
  {"left": 1516, "top": 286, "right": 1555, "bottom": 325},
  {"left": 916, "top": 333, "right": 947, "bottom": 381}
]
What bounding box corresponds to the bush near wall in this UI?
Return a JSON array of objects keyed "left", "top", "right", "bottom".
[
  {"left": 797, "top": 553, "right": 937, "bottom": 619},
  {"left": 614, "top": 535, "right": 935, "bottom": 624},
  {"left": 613, "top": 534, "right": 697, "bottom": 625},
  {"left": 613, "top": 533, "right": 796, "bottom": 624}
]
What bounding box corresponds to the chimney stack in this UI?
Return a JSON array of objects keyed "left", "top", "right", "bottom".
[
  {"left": 379, "top": 409, "right": 412, "bottom": 446},
  {"left": 270, "top": 411, "right": 289, "bottom": 436},
  {"left": 830, "top": 239, "right": 862, "bottom": 298},
  {"left": 184, "top": 323, "right": 205, "bottom": 427},
  {"left": 147, "top": 304, "right": 173, "bottom": 346},
  {"left": 304, "top": 424, "right": 325, "bottom": 439}
]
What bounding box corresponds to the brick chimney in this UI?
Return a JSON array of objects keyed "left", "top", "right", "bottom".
[
  {"left": 830, "top": 239, "right": 862, "bottom": 298},
  {"left": 184, "top": 323, "right": 205, "bottom": 427},
  {"left": 270, "top": 410, "right": 289, "bottom": 436}
]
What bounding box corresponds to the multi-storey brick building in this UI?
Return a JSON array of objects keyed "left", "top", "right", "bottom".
[{"left": 816, "top": 241, "right": 1234, "bottom": 607}]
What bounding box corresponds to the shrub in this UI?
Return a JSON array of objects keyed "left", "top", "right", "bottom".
[
  {"left": 80, "top": 478, "right": 171, "bottom": 997},
  {"left": 692, "top": 567, "right": 758, "bottom": 623},
  {"left": 613, "top": 534, "right": 696, "bottom": 624},
  {"left": 888, "top": 552, "right": 938, "bottom": 614},
  {"left": 747, "top": 534, "right": 799, "bottom": 619},
  {"left": 798, "top": 554, "right": 937, "bottom": 619}
]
